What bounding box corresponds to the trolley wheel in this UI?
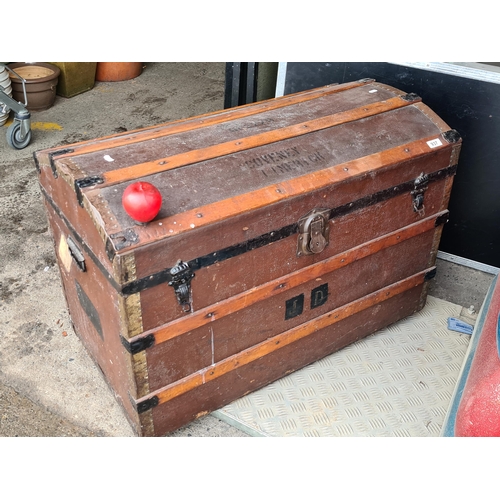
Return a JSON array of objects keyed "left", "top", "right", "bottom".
[{"left": 6, "top": 122, "right": 32, "bottom": 149}]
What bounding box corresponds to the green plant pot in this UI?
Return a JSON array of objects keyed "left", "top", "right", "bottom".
[{"left": 49, "top": 62, "right": 97, "bottom": 98}]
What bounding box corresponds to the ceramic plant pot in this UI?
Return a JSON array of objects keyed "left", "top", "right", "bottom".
[
  {"left": 8, "top": 62, "right": 61, "bottom": 111},
  {"left": 0, "top": 65, "right": 13, "bottom": 125},
  {"left": 49, "top": 62, "right": 97, "bottom": 98},
  {"left": 95, "top": 62, "right": 143, "bottom": 82}
]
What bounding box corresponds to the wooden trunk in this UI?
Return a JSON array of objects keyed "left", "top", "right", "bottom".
[{"left": 34, "top": 79, "right": 462, "bottom": 436}]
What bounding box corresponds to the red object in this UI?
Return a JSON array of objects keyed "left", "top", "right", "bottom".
[
  {"left": 455, "top": 276, "right": 500, "bottom": 436},
  {"left": 122, "top": 181, "right": 162, "bottom": 223}
]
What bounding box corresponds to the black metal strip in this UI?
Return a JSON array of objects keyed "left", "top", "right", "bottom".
[
  {"left": 425, "top": 268, "right": 437, "bottom": 281},
  {"left": 40, "top": 186, "right": 123, "bottom": 294},
  {"left": 43, "top": 163, "right": 456, "bottom": 298},
  {"left": 136, "top": 396, "right": 159, "bottom": 414},
  {"left": 75, "top": 279, "right": 104, "bottom": 339},
  {"left": 443, "top": 129, "right": 461, "bottom": 143},
  {"left": 435, "top": 213, "right": 450, "bottom": 227},
  {"left": 75, "top": 176, "right": 105, "bottom": 207},
  {"left": 192, "top": 222, "right": 298, "bottom": 271},
  {"left": 106, "top": 228, "right": 140, "bottom": 259},
  {"left": 329, "top": 164, "right": 457, "bottom": 220},
  {"left": 48, "top": 148, "right": 74, "bottom": 178},
  {"left": 121, "top": 333, "right": 155, "bottom": 354},
  {"left": 401, "top": 93, "right": 421, "bottom": 102},
  {"left": 120, "top": 223, "right": 299, "bottom": 296},
  {"left": 121, "top": 164, "right": 457, "bottom": 296},
  {"left": 32, "top": 151, "right": 41, "bottom": 173}
]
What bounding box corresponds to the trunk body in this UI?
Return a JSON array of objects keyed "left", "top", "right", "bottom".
[{"left": 35, "top": 80, "right": 461, "bottom": 436}]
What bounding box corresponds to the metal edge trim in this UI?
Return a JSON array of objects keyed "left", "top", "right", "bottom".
[
  {"left": 48, "top": 148, "right": 74, "bottom": 178},
  {"left": 389, "top": 62, "right": 500, "bottom": 85},
  {"left": 121, "top": 333, "right": 155, "bottom": 355},
  {"left": 275, "top": 62, "right": 288, "bottom": 97},
  {"left": 136, "top": 395, "right": 159, "bottom": 414},
  {"left": 212, "top": 409, "right": 270, "bottom": 437},
  {"left": 32, "top": 151, "right": 41, "bottom": 173},
  {"left": 437, "top": 251, "right": 500, "bottom": 275}
]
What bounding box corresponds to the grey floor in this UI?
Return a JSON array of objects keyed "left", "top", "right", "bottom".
[{"left": 0, "top": 62, "right": 496, "bottom": 437}]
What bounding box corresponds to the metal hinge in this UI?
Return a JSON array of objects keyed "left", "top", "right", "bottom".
[
  {"left": 425, "top": 268, "right": 437, "bottom": 281},
  {"left": 443, "top": 129, "right": 462, "bottom": 144},
  {"left": 48, "top": 148, "right": 74, "bottom": 178},
  {"left": 168, "top": 260, "right": 195, "bottom": 313},
  {"left": 411, "top": 172, "right": 429, "bottom": 213},
  {"left": 435, "top": 212, "right": 450, "bottom": 227},
  {"left": 297, "top": 208, "right": 331, "bottom": 256},
  {"left": 136, "top": 396, "right": 159, "bottom": 414},
  {"left": 401, "top": 92, "right": 421, "bottom": 102},
  {"left": 74, "top": 176, "right": 105, "bottom": 207},
  {"left": 121, "top": 334, "right": 155, "bottom": 355}
]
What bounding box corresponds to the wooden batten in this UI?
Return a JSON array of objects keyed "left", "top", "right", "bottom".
[
  {"left": 123, "top": 210, "right": 448, "bottom": 351},
  {"left": 92, "top": 134, "right": 455, "bottom": 257},
  {"left": 96, "top": 95, "right": 420, "bottom": 187},
  {"left": 134, "top": 268, "right": 433, "bottom": 417},
  {"left": 35, "top": 80, "right": 372, "bottom": 161}
]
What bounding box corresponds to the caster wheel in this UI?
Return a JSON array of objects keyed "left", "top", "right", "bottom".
[{"left": 6, "top": 122, "right": 32, "bottom": 149}]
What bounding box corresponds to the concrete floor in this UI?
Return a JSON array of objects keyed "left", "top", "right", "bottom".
[{"left": 0, "top": 62, "right": 496, "bottom": 437}]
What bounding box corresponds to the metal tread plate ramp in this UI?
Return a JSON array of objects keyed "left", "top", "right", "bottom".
[{"left": 214, "top": 296, "right": 470, "bottom": 437}]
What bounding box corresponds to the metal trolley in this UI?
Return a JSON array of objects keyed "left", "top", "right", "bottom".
[{"left": 0, "top": 64, "right": 32, "bottom": 149}]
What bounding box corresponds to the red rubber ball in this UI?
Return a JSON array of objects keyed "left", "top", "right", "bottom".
[{"left": 122, "top": 181, "right": 162, "bottom": 223}]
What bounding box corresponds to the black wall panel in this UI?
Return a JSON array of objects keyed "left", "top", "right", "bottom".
[{"left": 280, "top": 62, "right": 500, "bottom": 267}]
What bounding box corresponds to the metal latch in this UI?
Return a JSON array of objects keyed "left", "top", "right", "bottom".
[
  {"left": 297, "top": 208, "right": 331, "bottom": 256},
  {"left": 411, "top": 172, "right": 429, "bottom": 212},
  {"left": 168, "top": 260, "right": 195, "bottom": 312}
]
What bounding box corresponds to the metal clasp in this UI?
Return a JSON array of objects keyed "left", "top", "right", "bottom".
[
  {"left": 297, "top": 208, "right": 331, "bottom": 256},
  {"left": 168, "top": 260, "right": 195, "bottom": 313},
  {"left": 411, "top": 172, "right": 429, "bottom": 212}
]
